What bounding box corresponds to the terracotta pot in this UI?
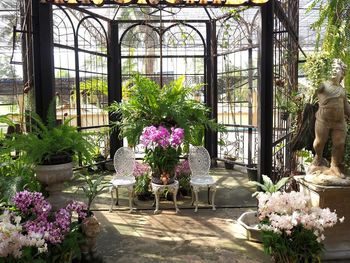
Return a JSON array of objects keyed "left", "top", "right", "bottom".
[
  {"left": 151, "top": 171, "right": 175, "bottom": 185},
  {"left": 81, "top": 215, "right": 103, "bottom": 263}
]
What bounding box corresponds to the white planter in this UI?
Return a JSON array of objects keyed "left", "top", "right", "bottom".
[
  {"left": 237, "top": 211, "right": 262, "bottom": 242},
  {"left": 35, "top": 162, "right": 73, "bottom": 209}
]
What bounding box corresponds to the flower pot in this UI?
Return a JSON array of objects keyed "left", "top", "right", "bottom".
[
  {"left": 280, "top": 111, "right": 289, "bottom": 120},
  {"left": 81, "top": 215, "right": 103, "bottom": 263},
  {"left": 35, "top": 162, "right": 73, "bottom": 209},
  {"left": 151, "top": 172, "right": 176, "bottom": 185},
  {"left": 224, "top": 161, "right": 235, "bottom": 170},
  {"left": 247, "top": 166, "right": 258, "bottom": 181},
  {"left": 237, "top": 211, "right": 261, "bottom": 242}
]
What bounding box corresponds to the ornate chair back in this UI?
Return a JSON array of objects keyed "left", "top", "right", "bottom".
[
  {"left": 188, "top": 146, "right": 210, "bottom": 177},
  {"left": 113, "top": 147, "right": 135, "bottom": 177}
]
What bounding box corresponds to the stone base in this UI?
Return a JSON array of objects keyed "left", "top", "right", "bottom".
[
  {"left": 305, "top": 173, "right": 350, "bottom": 186},
  {"left": 295, "top": 176, "right": 350, "bottom": 261}
]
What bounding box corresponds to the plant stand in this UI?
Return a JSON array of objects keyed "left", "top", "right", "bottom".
[
  {"left": 295, "top": 176, "right": 350, "bottom": 261},
  {"left": 35, "top": 162, "right": 73, "bottom": 210},
  {"left": 151, "top": 181, "right": 179, "bottom": 214}
]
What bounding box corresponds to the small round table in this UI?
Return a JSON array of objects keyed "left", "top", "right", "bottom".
[{"left": 151, "top": 180, "right": 180, "bottom": 214}]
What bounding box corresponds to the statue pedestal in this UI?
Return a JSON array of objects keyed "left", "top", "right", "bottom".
[{"left": 295, "top": 176, "right": 350, "bottom": 261}]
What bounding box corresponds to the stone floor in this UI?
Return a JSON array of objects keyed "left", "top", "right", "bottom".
[{"left": 66, "top": 164, "right": 271, "bottom": 262}]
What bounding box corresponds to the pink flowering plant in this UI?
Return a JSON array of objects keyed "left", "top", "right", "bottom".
[
  {"left": 0, "top": 190, "right": 87, "bottom": 262},
  {"left": 175, "top": 160, "right": 191, "bottom": 195},
  {"left": 133, "top": 162, "right": 152, "bottom": 198},
  {"left": 140, "top": 125, "right": 184, "bottom": 184},
  {"left": 256, "top": 188, "right": 343, "bottom": 262}
]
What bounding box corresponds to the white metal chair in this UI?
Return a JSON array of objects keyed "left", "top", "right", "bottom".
[
  {"left": 188, "top": 146, "right": 217, "bottom": 212},
  {"left": 109, "top": 147, "right": 136, "bottom": 213}
]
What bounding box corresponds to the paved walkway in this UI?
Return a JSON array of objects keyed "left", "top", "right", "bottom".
[
  {"left": 94, "top": 207, "right": 270, "bottom": 263},
  {"left": 66, "top": 165, "right": 271, "bottom": 262}
]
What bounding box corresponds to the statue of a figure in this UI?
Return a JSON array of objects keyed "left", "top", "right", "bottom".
[{"left": 310, "top": 59, "right": 350, "bottom": 179}]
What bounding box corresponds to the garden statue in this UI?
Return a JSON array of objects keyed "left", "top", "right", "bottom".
[{"left": 307, "top": 59, "right": 350, "bottom": 185}]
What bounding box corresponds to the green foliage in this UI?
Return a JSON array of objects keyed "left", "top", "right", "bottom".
[
  {"left": 178, "top": 175, "right": 191, "bottom": 195},
  {"left": 46, "top": 221, "right": 83, "bottom": 263},
  {"left": 261, "top": 225, "right": 323, "bottom": 263},
  {"left": 252, "top": 175, "right": 289, "bottom": 197},
  {"left": 144, "top": 146, "right": 182, "bottom": 176},
  {"left": 134, "top": 174, "right": 151, "bottom": 195},
  {"left": 303, "top": 52, "right": 332, "bottom": 95},
  {"left": 79, "top": 77, "right": 108, "bottom": 105},
  {"left": 308, "top": 0, "right": 350, "bottom": 88},
  {"left": 0, "top": 116, "right": 43, "bottom": 202},
  {"left": 3, "top": 108, "right": 94, "bottom": 165},
  {"left": 75, "top": 172, "right": 109, "bottom": 213},
  {"left": 109, "top": 74, "right": 224, "bottom": 147},
  {"left": 0, "top": 156, "right": 43, "bottom": 203}
]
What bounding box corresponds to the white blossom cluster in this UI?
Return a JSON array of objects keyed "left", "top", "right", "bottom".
[
  {"left": 257, "top": 191, "right": 344, "bottom": 243},
  {"left": 0, "top": 211, "right": 47, "bottom": 259}
]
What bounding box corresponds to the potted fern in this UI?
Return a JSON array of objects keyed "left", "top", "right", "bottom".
[
  {"left": 110, "top": 74, "right": 224, "bottom": 148},
  {"left": 4, "top": 108, "right": 94, "bottom": 208}
]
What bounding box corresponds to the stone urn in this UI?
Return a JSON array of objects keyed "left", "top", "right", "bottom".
[
  {"left": 35, "top": 162, "right": 73, "bottom": 209},
  {"left": 81, "top": 215, "right": 103, "bottom": 263}
]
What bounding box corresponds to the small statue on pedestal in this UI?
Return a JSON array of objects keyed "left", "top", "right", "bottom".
[{"left": 307, "top": 59, "right": 350, "bottom": 185}]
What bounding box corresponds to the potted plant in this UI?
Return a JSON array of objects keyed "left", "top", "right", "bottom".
[
  {"left": 75, "top": 172, "right": 108, "bottom": 263},
  {"left": 275, "top": 88, "right": 291, "bottom": 121},
  {"left": 238, "top": 176, "right": 290, "bottom": 243},
  {"left": 219, "top": 135, "right": 238, "bottom": 170},
  {"left": 109, "top": 74, "right": 224, "bottom": 148},
  {"left": 256, "top": 189, "right": 343, "bottom": 262},
  {"left": 133, "top": 161, "right": 152, "bottom": 200},
  {"left": 4, "top": 108, "right": 94, "bottom": 208},
  {"left": 223, "top": 153, "right": 236, "bottom": 170},
  {"left": 246, "top": 164, "right": 258, "bottom": 181},
  {"left": 141, "top": 125, "right": 184, "bottom": 184},
  {"left": 175, "top": 159, "right": 191, "bottom": 197}
]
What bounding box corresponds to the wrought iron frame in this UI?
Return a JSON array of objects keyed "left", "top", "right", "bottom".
[{"left": 30, "top": 0, "right": 299, "bottom": 181}]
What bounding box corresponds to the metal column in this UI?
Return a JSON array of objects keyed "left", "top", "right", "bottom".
[
  {"left": 205, "top": 21, "right": 218, "bottom": 160},
  {"left": 32, "top": 0, "right": 55, "bottom": 122},
  {"left": 258, "top": 0, "right": 274, "bottom": 180},
  {"left": 108, "top": 21, "right": 123, "bottom": 158}
]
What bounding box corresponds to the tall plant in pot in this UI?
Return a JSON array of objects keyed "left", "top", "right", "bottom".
[
  {"left": 4, "top": 109, "right": 94, "bottom": 209},
  {"left": 110, "top": 74, "right": 224, "bottom": 148}
]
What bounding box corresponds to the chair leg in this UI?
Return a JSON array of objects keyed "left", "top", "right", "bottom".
[
  {"left": 211, "top": 185, "right": 217, "bottom": 211},
  {"left": 193, "top": 187, "right": 199, "bottom": 212},
  {"left": 191, "top": 186, "right": 195, "bottom": 206},
  {"left": 154, "top": 190, "right": 160, "bottom": 214},
  {"left": 115, "top": 188, "right": 119, "bottom": 205},
  {"left": 207, "top": 187, "right": 210, "bottom": 204},
  {"left": 173, "top": 187, "right": 180, "bottom": 214},
  {"left": 128, "top": 187, "right": 133, "bottom": 213},
  {"left": 109, "top": 187, "right": 114, "bottom": 212}
]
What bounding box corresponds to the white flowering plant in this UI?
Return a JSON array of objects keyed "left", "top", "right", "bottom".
[{"left": 257, "top": 190, "right": 344, "bottom": 262}]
